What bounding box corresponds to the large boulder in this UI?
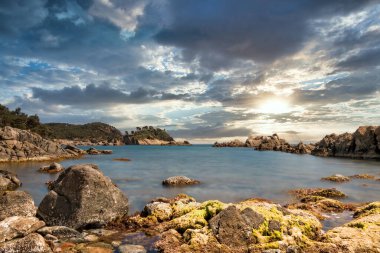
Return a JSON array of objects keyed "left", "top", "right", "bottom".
[
  {"left": 0, "top": 191, "right": 37, "bottom": 221},
  {"left": 37, "top": 164, "right": 129, "bottom": 229},
  {"left": 0, "top": 233, "right": 52, "bottom": 253},
  {"left": 0, "top": 170, "right": 21, "bottom": 191}
]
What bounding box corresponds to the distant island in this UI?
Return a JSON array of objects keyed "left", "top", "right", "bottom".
[
  {"left": 124, "top": 126, "right": 190, "bottom": 146},
  {"left": 0, "top": 104, "right": 189, "bottom": 147}
]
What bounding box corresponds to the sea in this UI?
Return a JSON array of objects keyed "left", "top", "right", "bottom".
[{"left": 2, "top": 145, "right": 379, "bottom": 229}]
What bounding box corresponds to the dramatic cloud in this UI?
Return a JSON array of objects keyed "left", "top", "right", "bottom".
[{"left": 1, "top": 0, "right": 380, "bottom": 142}]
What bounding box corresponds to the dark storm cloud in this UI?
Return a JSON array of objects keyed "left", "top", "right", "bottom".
[
  {"left": 153, "top": 0, "right": 375, "bottom": 68},
  {"left": 337, "top": 47, "right": 380, "bottom": 70},
  {"left": 0, "top": 0, "right": 48, "bottom": 34},
  {"left": 31, "top": 84, "right": 189, "bottom": 106},
  {"left": 293, "top": 73, "right": 380, "bottom": 105}
]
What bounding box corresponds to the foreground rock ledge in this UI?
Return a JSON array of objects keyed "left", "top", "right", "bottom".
[
  {"left": 37, "top": 164, "right": 129, "bottom": 229},
  {"left": 115, "top": 195, "right": 380, "bottom": 253}
]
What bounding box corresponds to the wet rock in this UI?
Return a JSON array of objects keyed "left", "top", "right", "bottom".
[
  {"left": 87, "top": 147, "right": 113, "bottom": 155},
  {"left": 113, "top": 158, "right": 131, "bottom": 162},
  {"left": 0, "top": 191, "right": 37, "bottom": 220},
  {"left": 162, "top": 176, "right": 200, "bottom": 186},
  {"left": 326, "top": 210, "right": 380, "bottom": 252},
  {"left": 37, "top": 226, "right": 81, "bottom": 239},
  {"left": 118, "top": 244, "right": 147, "bottom": 253},
  {"left": 349, "top": 174, "right": 376, "bottom": 180},
  {"left": 290, "top": 188, "right": 346, "bottom": 199},
  {"left": 0, "top": 216, "right": 45, "bottom": 242},
  {"left": 0, "top": 170, "right": 21, "bottom": 191},
  {"left": 37, "top": 164, "right": 128, "bottom": 229},
  {"left": 142, "top": 202, "right": 173, "bottom": 222},
  {"left": 0, "top": 233, "right": 52, "bottom": 253},
  {"left": 38, "top": 162, "right": 64, "bottom": 174},
  {"left": 321, "top": 174, "right": 350, "bottom": 183}
]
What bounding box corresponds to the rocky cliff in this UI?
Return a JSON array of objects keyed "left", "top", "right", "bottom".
[
  {"left": 312, "top": 126, "right": 380, "bottom": 159},
  {"left": 0, "top": 126, "right": 83, "bottom": 162}
]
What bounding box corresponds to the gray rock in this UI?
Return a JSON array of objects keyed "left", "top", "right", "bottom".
[
  {"left": 162, "top": 176, "right": 200, "bottom": 186},
  {"left": 209, "top": 206, "right": 264, "bottom": 249},
  {"left": 37, "top": 164, "right": 128, "bottom": 229},
  {"left": 0, "top": 216, "right": 45, "bottom": 243},
  {"left": 0, "top": 233, "right": 52, "bottom": 253},
  {"left": 0, "top": 170, "right": 21, "bottom": 191},
  {"left": 37, "top": 226, "right": 80, "bottom": 239},
  {"left": 119, "top": 244, "right": 147, "bottom": 253},
  {"left": 0, "top": 191, "right": 37, "bottom": 221},
  {"left": 0, "top": 126, "right": 83, "bottom": 162}
]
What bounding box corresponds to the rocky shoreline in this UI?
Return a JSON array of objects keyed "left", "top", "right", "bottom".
[
  {"left": 0, "top": 163, "right": 379, "bottom": 252},
  {"left": 214, "top": 126, "right": 380, "bottom": 160}
]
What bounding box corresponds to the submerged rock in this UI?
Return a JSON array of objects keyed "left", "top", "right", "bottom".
[
  {"left": 162, "top": 176, "right": 200, "bottom": 186},
  {"left": 38, "top": 162, "right": 64, "bottom": 174},
  {"left": 37, "top": 164, "right": 129, "bottom": 229},
  {"left": 349, "top": 174, "right": 376, "bottom": 180},
  {"left": 0, "top": 170, "right": 21, "bottom": 191},
  {"left": 321, "top": 174, "right": 350, "bottom": 183},
  {"left": 290, "top": 188, "right": 346, "bottom": 199},
  {"left": 0, "top": 191, "right": 37, "bottom": 220}
]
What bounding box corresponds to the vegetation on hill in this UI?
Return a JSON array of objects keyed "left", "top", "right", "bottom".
[
  {"left": 125, "top": 126, "right": 174, "bottom": 141},
  {"left": 44, "top": 122, "right": 123, "bottom": 142},
  {"left": 0, "top": 104, "right": 123, "bottom": 142},
  {"left": 0, "top": 104, "right": 50, "bottom": 136}
]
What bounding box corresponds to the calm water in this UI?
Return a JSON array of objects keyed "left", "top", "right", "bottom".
[{"left": 1, "top": 145, "right": 380, "bottom": 215}]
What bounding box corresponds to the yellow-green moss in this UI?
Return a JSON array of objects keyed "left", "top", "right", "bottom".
[
  {"left": 170, "top": 209, "right": 208, "bottom": 233},
  {"left": 353, "top": 202, "right": 380, "bottom": 218},
  {"left": 200, "top": 200, "right": 226, "bottom": 219},
  {"left": 251, "top": 241, "right": 280, "bottom": 250},
  {"left": 348, "top": 222, "right": 367, "bottom": 229}
]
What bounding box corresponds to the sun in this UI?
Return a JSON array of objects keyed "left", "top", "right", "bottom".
[{"left": 257, "top": 99, "right": 291, "bottom": 114}]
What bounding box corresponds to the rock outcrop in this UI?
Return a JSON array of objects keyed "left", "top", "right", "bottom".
[
  {"left": 213, "top": 139, "right": 246, "bottom": 147},
  {"left": 246, "top": 134, "right": 315, "bottom": 154},
  {"left": 37, "top": 164, "right": 129, "bottom": 229},
  {"left": 312, "top": 126, "right": 380, "bottom": 159},
  {"left": 0, "top": 126, "right": 84, "bottom": 162},
  {"left": 162, "top": 176, "right": 200, "bottom": 186},
  {"left": 212, "top": 134, "right": 314, "bottom": 154},
  {"left": 0, "top": 170, "right": 21, "bottom": 191}
]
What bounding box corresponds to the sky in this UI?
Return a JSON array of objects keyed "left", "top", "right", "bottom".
[{"left": 1, "top": 0, "right": 380, "bottom": 143}]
